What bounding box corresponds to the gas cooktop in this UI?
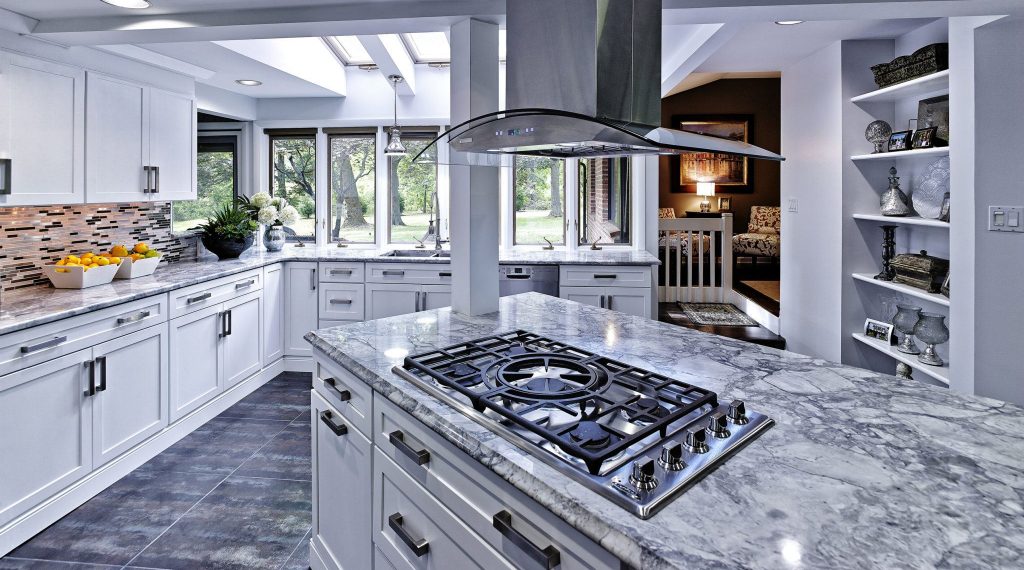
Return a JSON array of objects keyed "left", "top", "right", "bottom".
[{"left": 392, "top": 330, "right": 774, "bottom": 519}]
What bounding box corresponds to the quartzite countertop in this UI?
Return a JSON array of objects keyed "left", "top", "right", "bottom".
[
  {"left": 0, "top": 246, "right": 658, "bottom": 336},
  {"left": 305, "top": 293, "right": 1024, "bottom": 570}
]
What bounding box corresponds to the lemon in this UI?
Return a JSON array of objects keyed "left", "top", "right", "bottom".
[
  {"left": 109, "top": 256, "right": 121, "bottom": 265},
  {"left": 96, "top": 257, "right": 110, "bottom": 266}
]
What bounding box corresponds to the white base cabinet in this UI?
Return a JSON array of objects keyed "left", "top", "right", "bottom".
[
  {"left": 560, "top": 265, "right": 653, "bottom": 319},
  {"left": 263, "top": 264, "right": 285, "bottom": 364},
  {"left": 285, "top": 262, "right": 319, "bottom": 357}
]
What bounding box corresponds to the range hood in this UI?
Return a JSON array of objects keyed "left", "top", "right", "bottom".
[{"left": 417, "top": 0, "right": 783, "bottom": 163}]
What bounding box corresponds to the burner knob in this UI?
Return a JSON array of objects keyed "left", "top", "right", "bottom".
[
  {"left": 727, "top": 400, "right": 749, "bottom": 425},
  {"left": 685, "top": 426, "right": 709, "bottom": 454},
  {"left": 658, "top": 443, "right": 686, "bottom": 471},
  {"left": 629, "top": 458, "right": 658, "bottom": 491},
  {"left": 706, "top": 411, "right": 730, "bottom": 438}
]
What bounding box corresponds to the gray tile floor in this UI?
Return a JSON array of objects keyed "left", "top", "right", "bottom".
[{"left": 1, "top": 372, "right": 313, "bottom": 570}]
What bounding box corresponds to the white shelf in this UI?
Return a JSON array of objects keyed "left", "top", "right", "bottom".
[
  {"left": 850, "top": 147, "right": 949, "bottom": 161},
  {"left": 852, "top": 273, "right": 950, "bottom": 307},
  {"left": 852, "top": 214, "right": 950, "bottom": 228},
  {"left": 850, "top": 70, "right": 950, "bottom": 103},
  {"left": 852, "top": 333, "right": 950, "bottom": 385}
]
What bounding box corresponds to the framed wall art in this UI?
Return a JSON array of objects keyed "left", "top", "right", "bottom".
[{"left": 669, "top": 114, "right": 755, "bottom": 194}]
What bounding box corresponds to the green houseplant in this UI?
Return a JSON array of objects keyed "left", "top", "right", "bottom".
[{"left": 196, "top": 199, "right": 259, "bottom": 259}]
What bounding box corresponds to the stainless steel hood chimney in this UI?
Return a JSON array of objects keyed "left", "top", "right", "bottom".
[{"left": 419, "top": 0, "right": 782, "bottom": 163}]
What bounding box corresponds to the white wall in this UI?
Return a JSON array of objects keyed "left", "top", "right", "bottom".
[
  {"left": 196, "top": 83, "right": 257, "bottom": 120},
  {"left": 780, "top": 41, "right": 844, "bottom": 360}
]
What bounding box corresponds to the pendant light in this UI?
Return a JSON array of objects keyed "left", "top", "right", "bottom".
[{"left": 384, "top": 75, "right": 407, "bottom": 157}]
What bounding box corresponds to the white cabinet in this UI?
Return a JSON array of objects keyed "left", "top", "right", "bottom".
[
  {"left": 559, "top": 265, "right": 653, "bottom": 319},
  {"left": 263, "top": 264, "right": 285, "bottom": 365},
  {"left": 364, "top": 263, "right": 453, "bottom": 321},
  {"left": 559, "top": 286, "right": 605, "bottom": 310},
  {"left": 285, "top": 262, "right": 319, "bottom": 357},
  {"left": 319, "top": 283, "right": 365, "bottom": 322},
  {"left": 0, "top": 52, "right": 85, "bottom": 205},
  {"left": 606, "top": 288, "right": 652, "bottom": 318},
  {"left": 0, "top": 350, "right": 93, "bottom": 528},
  {"left": 366, "top": 283, "right": 420, "bottom": 321},
  {"left": 222, "top": 292, "right": 262, "bottom": 388},
  {"left": 85, "top": 72, "right": 195, "bottom": 203},
  {"left": 169, "top": 305, "right": 222, "bottom": 421},
  {"left": 312, "top": 390, "right": 373, "bottom": 570},
  {"left": 91, "top": 324, "right": 169, "bottom": 467},
  {"left": 420, "top": 285, "right": 451, "bottom": 312}
]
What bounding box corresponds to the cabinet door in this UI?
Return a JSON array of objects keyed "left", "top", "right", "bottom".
[
  {"left": 169, "top": 305, "right": 223, "bottom": 421},
  {"left": 365, "top": 283, "right": 419, "bottom": 320},
  {"left": 222, "top": 291, "right": 262, "bottom": 389},
  {"left": 148, "top": 87, "right": 196, "bottom": 201},
  {"left": 607, "top": 288, "right": 652, "bottom": 319},
  {"left": 284, "top": 262, "right": 319, "bottom": 357},
  {"left": 420, "top": 285, "right": 451, "bottom": 312},
  {"left": 263, "top": 264, "right": 285, "bottom": 365},
  {"left": 0, "top": 349, "right": 93, "bottom": 528},
  {"left": 559, "top": 286, "right": 606, "bottom": 309},
  {"left": 312, "top": 391, "right": 372, "bottom": 570},
  {"left": 92, "top": 324, "right": 169, "bottom": 467},
  {"left": 86, "top": 73, "right": 148, "bottom": 203},
  {"left": 0, "top": 53, "right": 85, "bottom": 205}
]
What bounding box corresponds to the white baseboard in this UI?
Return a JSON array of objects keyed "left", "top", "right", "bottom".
[
  {"left": 728, "top": 289, "right": 781, "bottom": 335},
  {"left": 0, "top": 360, "right": 292, "bottom": 557},
  {"left": 283, "top": 355, "right": 314, "bottom": 373},
  {"left": 309, "top": 535, "right": 335, "bottom": 570}
]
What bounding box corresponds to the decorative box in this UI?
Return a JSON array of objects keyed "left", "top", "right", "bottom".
[
  {"left": 871, "top": 43, "right": 949, "bottom": 89},
  {"left": 891, "top": 250, "right": 949, "bottom": 293}
]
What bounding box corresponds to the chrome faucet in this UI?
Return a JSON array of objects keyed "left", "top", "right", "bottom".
[{"left": 423, "top": 190, "right": 447, "bottom": 251}]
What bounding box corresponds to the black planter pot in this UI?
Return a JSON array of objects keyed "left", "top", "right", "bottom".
[{"left": 201, "top": 234, "right": 254, "bottom": 260}]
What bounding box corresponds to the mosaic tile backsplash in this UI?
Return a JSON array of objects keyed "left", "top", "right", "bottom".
[{"left": 0, "top": 202, "right": 196, "bottom": 291}]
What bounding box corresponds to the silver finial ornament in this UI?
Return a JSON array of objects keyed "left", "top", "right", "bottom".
[
  {"left": 865, "top": 120, "right": 893, "bottom": 153},
  {"left": 880, "top": 166, "right": 911, "bottom": 216}
]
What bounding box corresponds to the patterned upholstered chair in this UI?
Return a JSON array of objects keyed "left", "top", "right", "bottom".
[{"left": 732, "top": 206, "right": 781, "bottom": 261}]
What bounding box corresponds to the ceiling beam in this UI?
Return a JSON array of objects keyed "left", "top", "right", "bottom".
[
  {"left": 357, "top": 34, "right": 416, "bottom": 95},
  {"left": 215, "top": 37, "right": 347, "bottom": 96},
  {"left": 663, "top": 0, "right": 1024, "bottom": 24},
  {"left": 95, "top": 44, "right": 217, "bottom": 79},
  {"left": 661, "top": 23, "right": 739, "bottom": 98}
]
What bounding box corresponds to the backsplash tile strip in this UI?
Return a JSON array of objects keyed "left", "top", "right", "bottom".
[{"left": 0, "top": 202, "right": 197, "bottom": 292}]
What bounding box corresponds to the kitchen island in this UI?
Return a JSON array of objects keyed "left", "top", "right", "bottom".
[{"left": 306, "top": 292, "right": 1024, "bottom": 570}]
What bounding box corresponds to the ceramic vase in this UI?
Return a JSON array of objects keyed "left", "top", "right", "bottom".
[
  {"left": 892, "top": 304, "right": 922, "bottom": 355},
  {"left": 881, "top": 166, "right": 911, "bottom": 216},
  {"left": 264, "top": 225, "right": 286, "bottom": 252},
  {"left": 913, "top": 312, "right": 949, "bottom": 366}
]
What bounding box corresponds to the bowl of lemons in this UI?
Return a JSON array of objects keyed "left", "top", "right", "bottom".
[
  {"left": 44, "top": 251, "right": 124, "bottom": 289},
  {"left": 113, "top": 243, "right": 162, "bottom": 279}
]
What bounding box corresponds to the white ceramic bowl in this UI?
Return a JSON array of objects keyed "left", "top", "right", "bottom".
[
  {"left": 114, "top": 254, "right": 161, "bottom": 279},
  {"left": 42, "top": 262, "right": 121, "bottom": 289}
]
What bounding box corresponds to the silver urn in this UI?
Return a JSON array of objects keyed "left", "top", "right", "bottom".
[
  {"left": 913, "top": 312, "right": 949, "bottom": 366},
  {"left": 865, "top": 120, "right": 893, "bottom": 154},
  {"left": 892, "top": 304, "right": 922, "bottom": 355},
  {"left": 881, "top": 166, "right": 912, "bottom": 217},
  {"left": 264, "top": 224, "right": 286, "bottom": 252}
]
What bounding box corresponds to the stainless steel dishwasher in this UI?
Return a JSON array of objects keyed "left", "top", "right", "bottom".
[{"left": 499, "top": 265, "right": 559, "bottom": 297}]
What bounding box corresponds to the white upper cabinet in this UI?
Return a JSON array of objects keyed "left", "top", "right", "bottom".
[
  {"left": 0, "top": 52, "right": 85, "bottom": 206},
  {"left": 86, "top": 72, "right": 196, "bottom": 204}
]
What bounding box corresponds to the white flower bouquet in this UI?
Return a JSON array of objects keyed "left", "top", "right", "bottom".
[{"left": 249, "top": 191, "right": 299, "bottom": 227}]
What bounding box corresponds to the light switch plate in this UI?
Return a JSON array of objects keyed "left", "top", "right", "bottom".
[
  {"left": 788, "top": 198, "right": 799, "bottom": 213},
  {"left": 989, "top": 206, "right": 1024, "bottom": 232}
]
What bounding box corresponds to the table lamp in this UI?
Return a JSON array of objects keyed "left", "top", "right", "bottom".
[{"left": 697, "top": 182, "right": 716, "bottom": 213}]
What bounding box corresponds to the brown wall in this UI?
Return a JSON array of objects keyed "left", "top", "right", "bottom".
[{"left": 659, "top": 78, "right": 781, "bottom": 233}]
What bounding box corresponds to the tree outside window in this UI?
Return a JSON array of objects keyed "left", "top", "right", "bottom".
[
  {"left": 329, "top": 133, "right": 376, "bottom": 244},
  {"left": 270, "top": 135, "right": 316, "bottom": 242},
  {"left": 172, "top": 137, "right": 236, "bottom": 233},
  {"left": 513, "top": 156, "right": 565, "bottom": 245},
  {"left": 389, "top": 135, "right": 439, "bottom": 244},
  {"left": 578, "top": 157, "right": 631, "bottom": 246}
]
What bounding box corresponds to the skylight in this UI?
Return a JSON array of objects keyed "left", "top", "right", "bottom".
[
  {"left": 324, "top": 36, "right": 373, "bottom": 66},
  {"left": 403, "top": 32, "right": 450, "bottom": 63}
]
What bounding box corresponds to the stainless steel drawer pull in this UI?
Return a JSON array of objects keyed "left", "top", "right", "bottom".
[
  {"left": 505, "top": 274, "right": 531, "bottom": 280},
  {"left": 593, "top": 274, "right": 618, "bottom": 279},
  {"left": 84, "top": 360, "right": 96, "bottom": 397},
  {"left": 319, "top": 410, "right": 348, "bottom": 436},
  {"left": 142, "top": 165, "right": 152, "bottom": 193},
  {"left": 116, "top": 310, "right": 151, "bottom": 325},
  {"left": 329, "top": 269, "right": 353, "bottom": 276},
  {"left": 328, "top": 299, "right": 353, "bottom": 305},
  {"left": 323, "top": 378, "right": 351, "bottom": 402},
  {"left": 95, "top": 356, "right": 108, "bottom": 392},
  {"left": 186, "top": 291, "right": 212, "bottom": 304},
  {"left": 235, "top": 279, "right": 256, "bottom": 290},
  {"left": 438, "top": 271, "right": 452, "bottom": 277},
  {"left": 388, "top": 430, "right": 430, "bottom": 466},
  {"left": 21, "top": 336, "right": 67, "bottom": 354},
  {"left": 0, "top": 158, "right": 11, "bottom": 195},
  {"left": 382, "top": 270, "right": 405, "bottom": 276},
  {"left": 388, "top": 513, "right": 429, "bottom": 557},
  {"left": 493, "top": 510, "right": 561, "bottom": 569}
]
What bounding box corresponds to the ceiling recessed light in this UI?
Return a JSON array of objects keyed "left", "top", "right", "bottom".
[
  {"left": 101, "top": 0, "right": 152, "bottom": 8},
  {"left": 235, "top": 79, "right": 262, "bottom": 86},
  {"left": 775, "top": 20, "right": 804, "bottom": 25}
]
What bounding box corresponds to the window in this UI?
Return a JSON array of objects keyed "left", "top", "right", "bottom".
[
  {"left": 402, "top": 32, "right": 450, "bottom": 63},
  {"left": 328, "top": 131, "right": 376, "bottom": 244},
  {"left": 513, "top": 156, "right": 565, "bottom": 245},
  {"left": 172, "top": 136, "right": 237, "bottom": 233},
  {"left": 578, "top": 157, "right": 631, "bottom": 246},
  {"left": 324, "top": 36, "right": 373, "bottom": 66},
  {"left": 388, "top": 134, "right": 439, "bottom": 244},
  {"left": 269, "top": 132, "right": 316, "bottom": 242}
]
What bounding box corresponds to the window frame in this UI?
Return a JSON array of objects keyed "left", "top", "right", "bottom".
[
  {"left": 326, "top": 129, "right": 378, "bottom": 245},
  {"left": 511, "top": 156, "right": 567, "bottom": 247},
  {"left": 267, "top": 129, "right": 318, "bottom": 243},
  {"left": 386, "top": 130, "right": 441, "bottom": 245},
  {"left": 171, "top": 132, "right": 240, "bottom": 235},
  {"left": 577, "top": 156, "right": 634, "bottom": 247}
]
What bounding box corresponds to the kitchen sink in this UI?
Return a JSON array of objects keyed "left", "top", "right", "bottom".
[{"left": 379, "top": 249, "right": 450, "bottom": 258}]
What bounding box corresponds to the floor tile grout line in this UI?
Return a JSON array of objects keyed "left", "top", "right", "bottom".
[
  {"left": 276, "top": 528, "right": 313, "bottom": 570},
  {"left": 120, "top": 417, "right": 297, "bottom": 569},
  {"left": 232, "top": 474, "right": 312, "bottom": 483},
  {"left": 1, "top": 556, "right": 123, "bottom": 568}
]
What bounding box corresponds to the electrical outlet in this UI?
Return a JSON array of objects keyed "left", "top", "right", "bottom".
[
  {"left": 787, "top": 198, "right": 799, "bottom": 213},
  {"left": 989, "top": 206, "right": 1024, "bottom": 232}
]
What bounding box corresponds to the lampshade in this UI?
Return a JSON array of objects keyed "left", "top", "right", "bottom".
[
  {"left": 384, "top": 127, "right": 407, "bottom": 156},
  {"left": 696, "top": 182, "right": 716, "bottom": 197}
]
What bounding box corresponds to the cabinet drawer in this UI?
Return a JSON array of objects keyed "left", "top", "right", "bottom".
[
  {"left": 319, "top": 262, "right": 365, "bottom": 283},
  {"left": 314, "top": 357, "right": 373, "bottom": 438},
  {"left": 0, "top": 295, "right": 167, "bottom": 377},
  {"left": 374, "top": 395, "right": 619, "bottom": 570},
  {"left": 366, "top": 263, "right": 452, "bottom": 285},
  {"left": 169, "top": 269, "right": 262, "bottom": 318},
  {"left": 373, "top": 448, "right": 513, "bottom": 570},
  {"left": 319, "top": 283, "right": 365, "bottom": 321},
  {"left": 559, "top": 265, "right": 652, "bottom": 288}
]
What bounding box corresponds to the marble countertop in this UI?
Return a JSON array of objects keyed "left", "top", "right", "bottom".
[
  {"left": 306, "top": 293, "right": 1024, "bottom": 570},
  {"left": 0, "top": 246, "right": 658, "bottom": 336}
]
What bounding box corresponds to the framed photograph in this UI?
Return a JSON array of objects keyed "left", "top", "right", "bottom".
[
  {"left": 911, "top": 126, "right": 939, "bottom": 149},
  {"left": 888, "top": 130, "right": 912, "bottom": 152},
  {"left": 864, "top": 318, "right": 895, "bottom": 344},
  {"left": 718, "top": 197, "right": 732, "bottom": 211},
  {"left": 670, "top": 114, "right": 755, "bottom": 194},
  {"left": 939, "top": 191, "right": 950, "bottom": 222},
  {"left": 917, "top": 95, "right": 949, "bottom": 143}
]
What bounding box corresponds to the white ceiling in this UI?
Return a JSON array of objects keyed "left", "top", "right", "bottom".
[{"left": 0, "top": 0, "right": 451, "bottom": 20}]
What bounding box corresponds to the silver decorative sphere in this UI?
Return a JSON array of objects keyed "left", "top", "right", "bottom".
[
  {"left": 865, "top": 120, "right": 893, "bottom": 153},
  {"left": 895, "top": 363, "right": 913, "bottom": 380}
]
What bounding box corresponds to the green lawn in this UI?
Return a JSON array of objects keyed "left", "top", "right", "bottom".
[{"left": 514, "top": 209, "right": 565, "bottom": 245}]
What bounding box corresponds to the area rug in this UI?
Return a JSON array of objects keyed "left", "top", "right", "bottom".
[
  {"left": 740, "top": 280, "right": 781, "bottom": 303},
  {"left": 677, "top": 303, "right": 759, "bottom": 326}
]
